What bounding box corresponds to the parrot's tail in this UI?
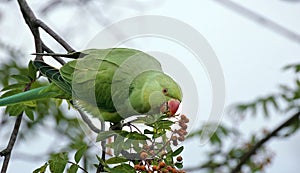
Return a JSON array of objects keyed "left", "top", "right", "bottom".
[{"left": 0, "top": 86, "right": 59, "bottom": 106}]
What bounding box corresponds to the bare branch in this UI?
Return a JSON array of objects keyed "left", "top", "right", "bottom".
[
  {"left": 42, "top": 42, "right": 66, "bottom": 65},
  {"left": 17, "top": 0, "right": 75, "bottom": 56},
  {"left": 0, "top": 114, "right": 23, "bottom": 173},
  {"left": 214, "top": 0, "right": 300, "bottom": 44},
  {"left": 17, "top": 0, "right": 42, "bottom": 59},
  {"left": 231, "top": 111, "right": 300, "bottom": 173},
  {"left": 96, "top": 120, "right": 106, "bottom": 173},
  {"left": 36, "top": 19, "right": 75, "bottom": 52}
]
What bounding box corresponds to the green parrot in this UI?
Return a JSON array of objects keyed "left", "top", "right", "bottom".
[{"left": 0, "top": 48, "right": 182, "bottom": 123}]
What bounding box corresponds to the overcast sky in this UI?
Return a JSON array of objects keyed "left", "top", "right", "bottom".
[{"left": 0, "top": 0, "right": 300, "bottom": 172}]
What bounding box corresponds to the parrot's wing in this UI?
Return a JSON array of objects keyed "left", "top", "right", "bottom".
[{"left": 33, "top": 60, "right": 72, "bottom": 95}]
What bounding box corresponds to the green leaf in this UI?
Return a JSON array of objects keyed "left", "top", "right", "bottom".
[
  {"left": 25, "top": 108, "right": 34, "bottom": 121},
  {"left": 269, "top": 96, "right": 279, "bottom": 110},
  {"left": 67, "top": 164, "right": 78, "bottom": 173},
  {"left": 113, "top": 135, "right": 126, "bottom": 156},
  {"left": 11, "top": 74, "right": 31, "bottom": 83},
  {"left": 49, "top": 152, "right": 68, "bottom": 173},
  {"left": 262, "top": 99, "right": 269, "bottom": 117},
  {"left": 6, "top": 104, "right": 25, "bottom": 116},
  {"left": 155, "top": 120, "right": 174, "bottom": 130},
  {"left": 144, "top": 129, "right": 154, "bottom": 134},
  {"left": 126, "top": 132, "right": 149, "bottom": 140},
  {"left": 135, "top": 114, "right": 166, "bottom": 125},
  {"left": 106, "top": 156, "right": 128, "bottom": 164},
  {"left": 172, "top": 146, "right": 184, "bottom": 157},
  {"left": 96, "top": 131, "right": 116, "bottom": 142},
  {"left": 74, "top": 145, "right": 87, "bottom": 163},
  {"left": 28, "top": 60, "right": 37, "bottom": 80},
  {"left": 210, "top": 133, "right": 221, "bottom": 145},
  {"left": 1, "top": 89, "right": 22, "bottom": 98},
  {"left": 175, "top": 162, "right": 183, "bottom": 169},
  {"left": 33, "top": 163, "right": 48, "bottom": 173},
  {"left": 165, "top": 155, "right": 173, "bottom": 165},
  {"left": 109, "top": 164, "right": 135, "bottom": 173},
  {"left": 153, "top": 130, "right": 166, "bottom": 139},
  {"left": 1, "top": 83, "right": 25, "bottom": 91}
]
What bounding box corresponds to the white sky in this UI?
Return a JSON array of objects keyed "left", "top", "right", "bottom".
[{"left": 0, "top": 0, "right": 300, "bottom": 172}]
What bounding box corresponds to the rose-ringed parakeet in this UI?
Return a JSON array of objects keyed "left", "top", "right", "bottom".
[{"left": 0, "top": 48, "right": 182, "bottom": 123}]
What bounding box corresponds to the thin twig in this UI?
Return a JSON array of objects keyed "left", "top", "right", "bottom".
[
  {"left": 0, "top": 114, "right": 23, "bottom": 173},
  {"left": 0, "top": 82, "right": 35, "bottom": 173},
  {"left": 42, "top": 42, "right": 66, "bottom": 65},
  {"left": 96, "top": 120, "right": 106, "bottom": 173},
  {"left": 77, "top": 108, "right": 101, "bottom": 133},
  {"left": 213, "top": 0, "right": 300, "bottom": 44},
  {"left": 67, "top": 161, "right": 88, "bottom": 173},
  {"left": 231, "top": 111, "right": 300, "bottom": 173},
  {"left": 17, "top": 0, "right": 43, "bottom": 59},
  {"left": 36, "top": 19, "right": 75, "bottom": 52}
]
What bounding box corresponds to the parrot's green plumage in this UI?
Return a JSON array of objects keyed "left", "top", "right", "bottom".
[{"left": 0, "top": 48, "right": 182, "bottom": 123}]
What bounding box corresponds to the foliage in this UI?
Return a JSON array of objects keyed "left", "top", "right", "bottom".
[{"left": 184, "top": 62, "right": 300, "bottom": 172}]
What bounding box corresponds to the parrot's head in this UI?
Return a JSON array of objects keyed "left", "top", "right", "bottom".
[{"left": 129, "top": 70, "right": 182, "bottom": 116}]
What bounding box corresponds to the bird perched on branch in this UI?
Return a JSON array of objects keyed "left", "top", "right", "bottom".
[{"left": 0, "top": 48, "right": 182, "bottom": 124}]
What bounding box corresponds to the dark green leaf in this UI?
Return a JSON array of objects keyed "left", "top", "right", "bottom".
[
  {"left": 1, "top": 89, "right": 22, "bottom": 98},
  {"left": 109, "top": 164, "right": 135, "bottom": 173},
  {"left": 28, "top": 60, "right": 37, "bottom": 80},
  {"left": 25, "top": 108, "right": 34, "bottom": 121},
  {"left": 74, "top": 145, "right": 87, "bottom": 163},
  {"left": 175, "top": 162, "right": 183, "bottom": 169},
  {"left": 1, "top": 83, "right": 25, "bottom": 91},
  {"left": 172, "top": 146, "right": 184, "bottom": 157},
  {"left": 127, "top": 132, "right": 149, "bottom": 140},
  {"left": 11, "top": 74, "right": 31, "bottom": 83},
  {"left": 67, "top": 164, "right": 78, "bottom": 173},
  {"left": 106, "top": 156, "right": 128, "bottom": 164},
  {"left": 144, "top": 129, "right": 154, "bottom": 134}
]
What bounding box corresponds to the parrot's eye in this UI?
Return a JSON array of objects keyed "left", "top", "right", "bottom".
[{"left": 162, "top": 88, "right": 168, "bottom": 95}]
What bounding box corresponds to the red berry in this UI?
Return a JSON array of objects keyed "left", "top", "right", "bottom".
[
  {"left": 176, "top": 156, "right": 183, "bottom": 162},
  {"left": 159, "top": 161, "right": 166, "bottom": 168}
]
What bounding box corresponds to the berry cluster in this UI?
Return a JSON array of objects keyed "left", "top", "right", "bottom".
[
  {"left": 134, "top": 156, "right": 186, "bottom": 173},
  {"left": 172, "top": 114, "right": 189, "bottom": 146}
]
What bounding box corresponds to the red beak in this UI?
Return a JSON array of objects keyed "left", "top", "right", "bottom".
[{"left": 160, "top": 99, "right": 181, "bottom": 116}]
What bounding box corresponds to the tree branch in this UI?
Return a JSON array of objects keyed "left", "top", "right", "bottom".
[
  {"left": 213, "top": 0, "right": 300, "bottom": 44},
  {"left": 77, "top": 108, "right": 101, "bottom": 134},
  {"left": 0, "top": 114, "right": 23, "bottom": 173},
  {"left": 231, "top": 111, "right": 300, "bottom": 173},
  {"left": 17, "top": 0, "right": 75, "bottom": 58},
  {"left": 35, "top": 19, "right": 75, "bottom": 52}
]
